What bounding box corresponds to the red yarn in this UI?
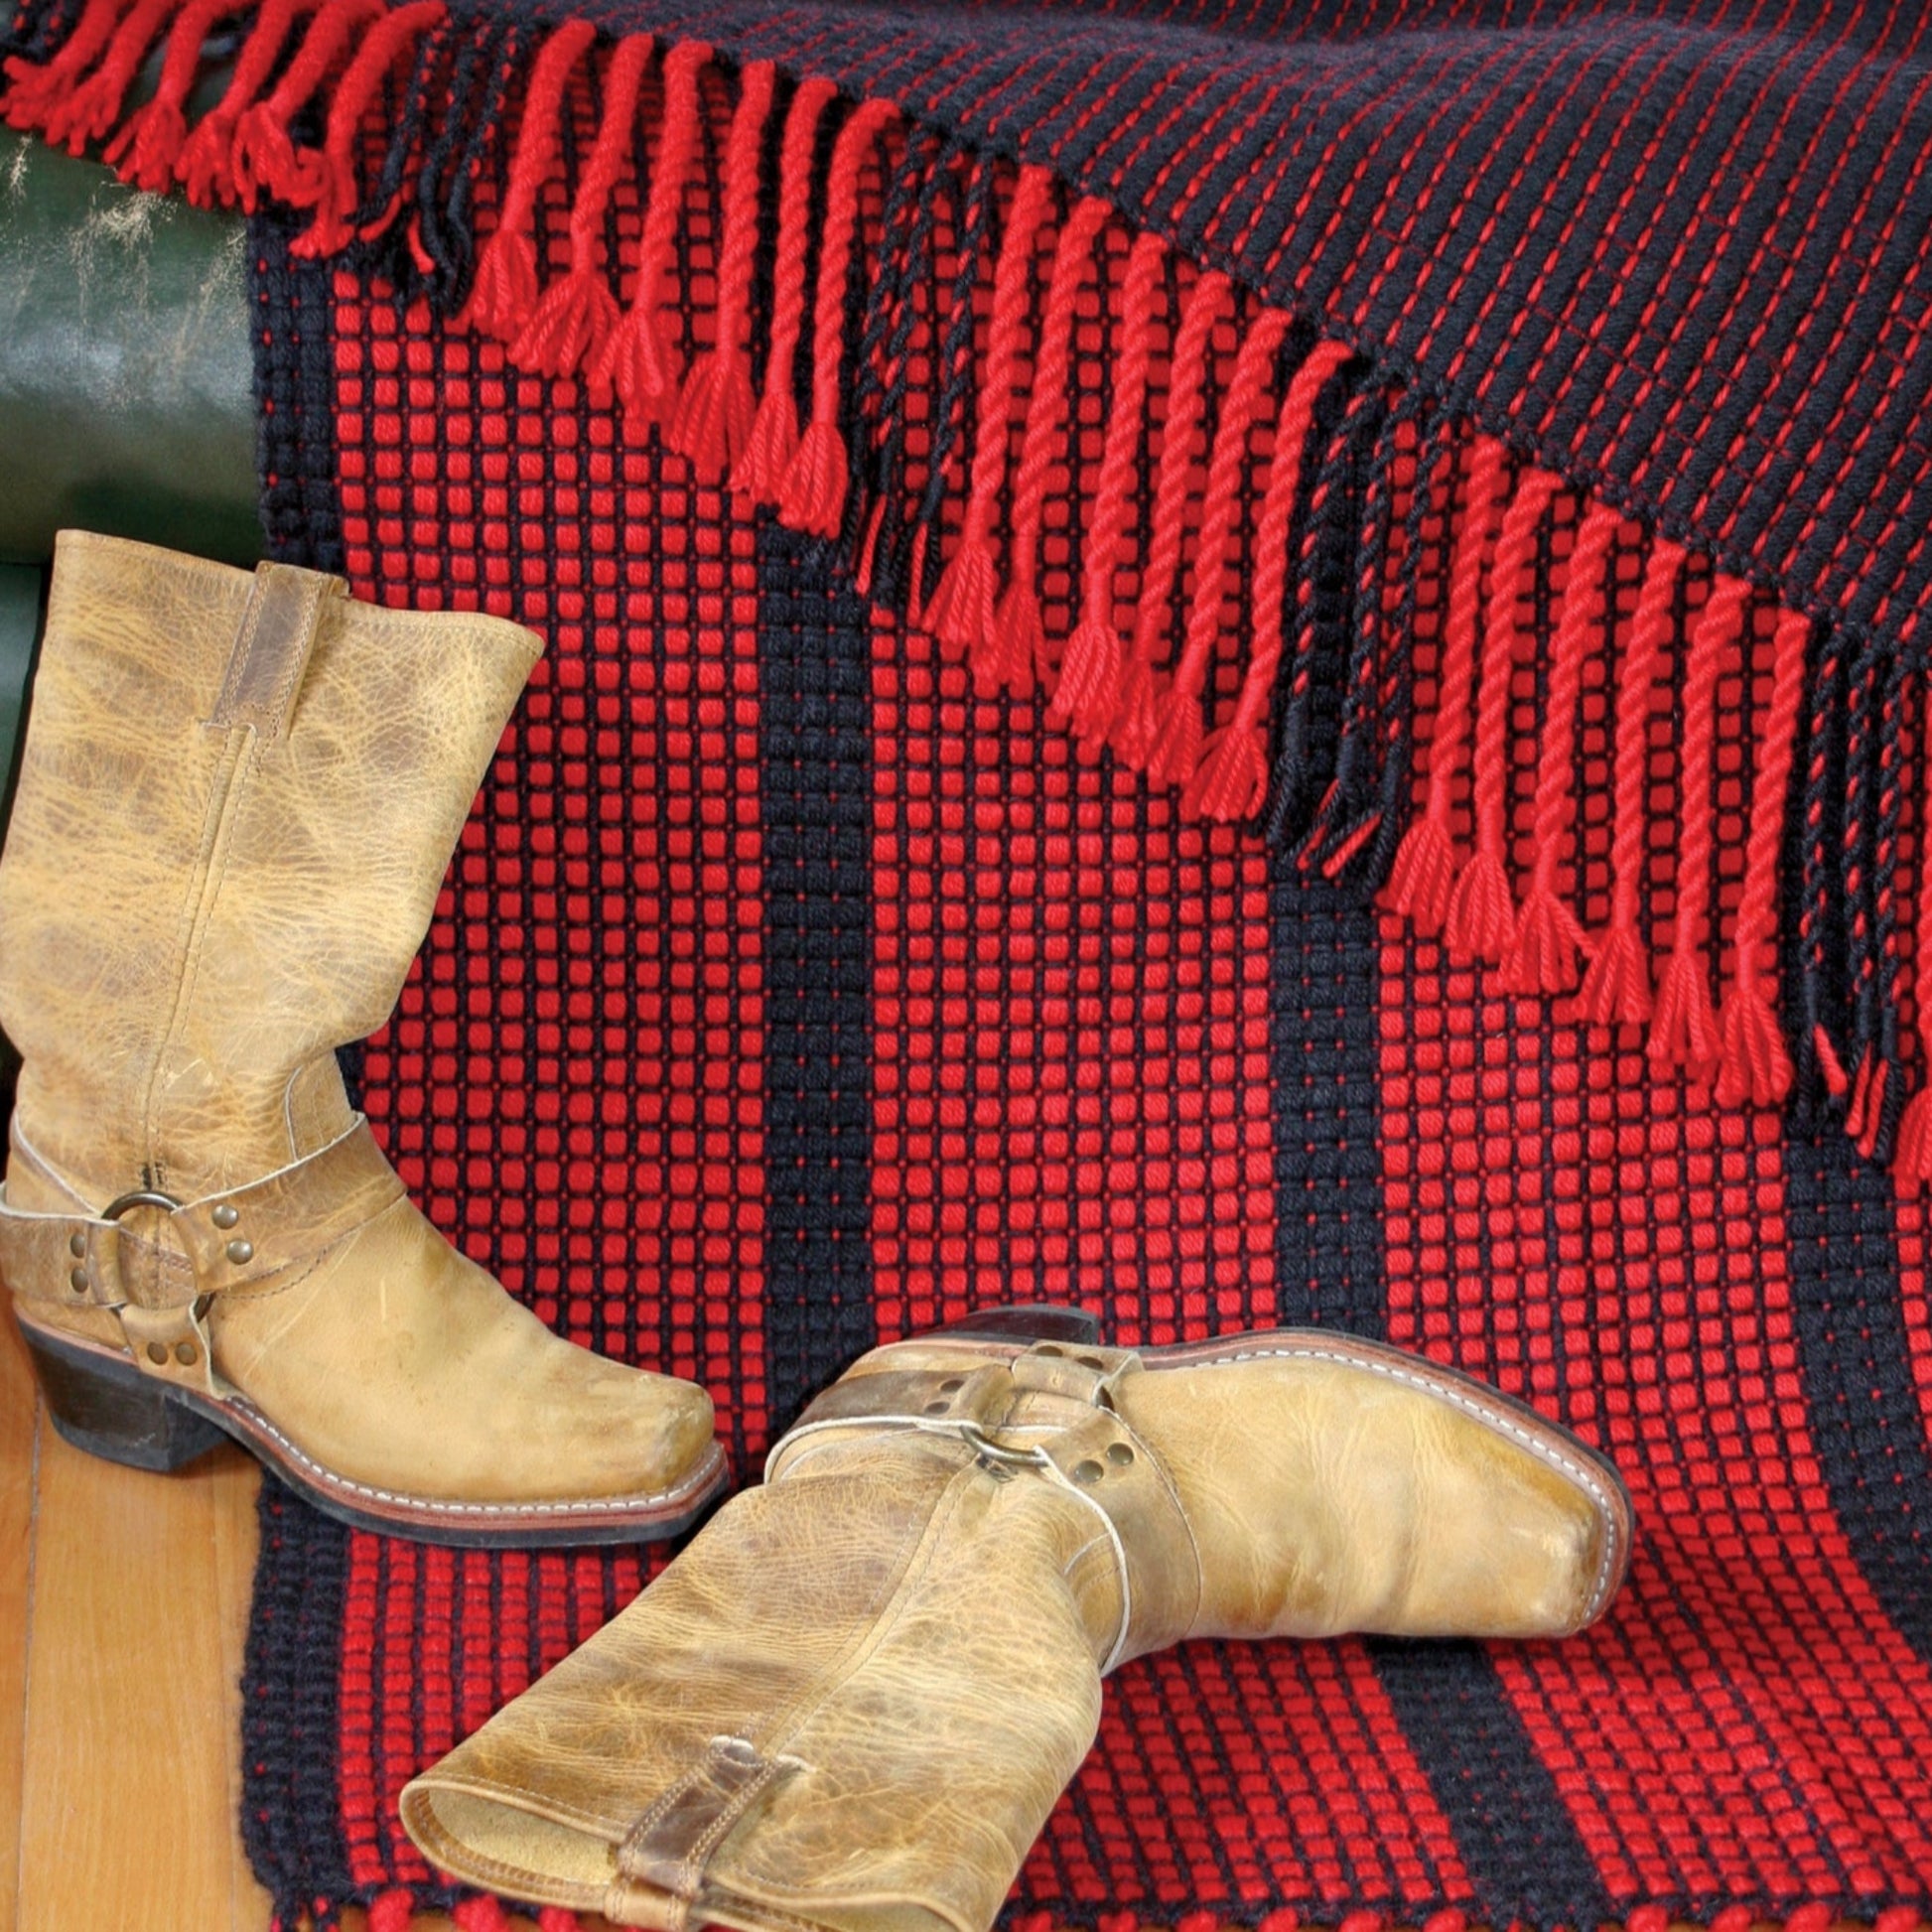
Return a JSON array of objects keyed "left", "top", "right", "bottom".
[
  {"left": 511, "top": 34, "right": 652, "bottom": 380},
  {"left": 229, "top": 0, "right": 380, "bottom": 212},
  {"left": 1190, "top": 338, "right": 1353, "bottom": 827},
  {"left": 1718, "top": 606, "right": 1810, "bottom": 1109},
  {"left": 673, "top": 59, "right": 775, "bottom": 480},
  {"left": 595, "top": 38, "right": 712, "bottom": 432},
  {"left": 286, "top": 0, "right": 444, "bottom": 258},
  {"left": 40, "top": 0, "right": 174, "bottom": 152},
  {"left": 1577, "top": 534, "right": 1684, "bottom": 1028},
  {"left": 1114, "top": 267, "right": 1233, "bottom": 766},
  {"left": 926, "top": 164, "right": 1055, "bottom": 665},
  {"left": 1385, "top": 432, "right": 1508, "bottom": 937},
  {"left": 997, "top": 195, "right": 1112, "bottom": 697},
  {"left": 365, "top": 1891, "right": 416, "bottom": 1932},
  {"left": 1509, "top": 501, "right": 1617, "bottom": 994},
  {"left": 1448, "top": 464, "right": 1557, "bottom": 963},
  {"left": 779, "top": 97, "right": 897, "bottom": 536},
  {"left": 101, "top": 0, "right": 228, "bottom": 189},
  {"left": 735, "top": 74, "right": 837, "bottom": 501},
  {"left": 172, "top": 0, "right": 314, "bottom": 205},
  {"left": 1156, "top": 310, "right": 1291, "bottom": 792},
  {"left": 1647, "top": 574, "right": 1747, "bottom": 1077},
  {"left": 2, "top": 0, "right": 124, "bottom": 130},
  {"left": 1051, "top": 229, "right": 1168, "bottom": 746}
]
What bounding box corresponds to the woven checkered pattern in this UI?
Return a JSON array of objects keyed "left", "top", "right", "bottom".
[{"left": 5, "top": 1, "right": 1932, "bottom": 1926}]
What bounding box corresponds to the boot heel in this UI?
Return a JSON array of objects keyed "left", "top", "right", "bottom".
[{"left": 18, "top": 1322, "right": 228, "bottom": 1472}]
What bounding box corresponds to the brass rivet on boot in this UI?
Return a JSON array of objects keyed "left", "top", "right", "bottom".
[
  {"left": 1072, "top": 1458, "right": 1104, "bottom": 1484},
  {"left": 68, "top": 1266, "right": 87, "bottom": 1294},
  {"left": 146, "top": 1342, "right": 169, "bottom": 1365},
  {"left": 175, "top": 1342, "right": 198, "bottom": 1366},
  {"left": 211, "top": 1204, "right": 240, "bottom": 1230},
  {"left": 226, "top": 1239, "right": 254, "bottom": 1265},
  {"left": 1106, "top": 1442, "right": 1135, "bottom": 1466},
  {"left": 69, "top": 1231, "right": 85, "bottom": 1257}
]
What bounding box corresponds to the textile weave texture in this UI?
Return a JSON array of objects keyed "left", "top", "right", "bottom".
[{"left": 6, "top": 1, "right": 1932, "bottom": 1927}]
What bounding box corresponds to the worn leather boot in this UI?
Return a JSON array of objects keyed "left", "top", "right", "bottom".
[
  {"left": 0, "top": 531, "right": 725, "bottom": 1544},
  {"left": 400, "top": 1315, "right": 1632, "bottom": 1927}
]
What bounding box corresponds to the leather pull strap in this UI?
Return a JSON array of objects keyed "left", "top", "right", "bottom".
[
  {"left": 614, "top": 1735, "right": 803, "bottom": 1910},
  {"left": 208, "top": 561, "right": 346, "bottom": 741}
]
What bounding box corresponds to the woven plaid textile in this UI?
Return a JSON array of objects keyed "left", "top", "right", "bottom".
[{"left": 6, "top": 1, "right": 1932, "bottom": 1927}]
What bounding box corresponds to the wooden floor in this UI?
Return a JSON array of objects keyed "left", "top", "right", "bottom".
[{"left": 0, "top": 1311, "right": 585, "bottom": 1932}]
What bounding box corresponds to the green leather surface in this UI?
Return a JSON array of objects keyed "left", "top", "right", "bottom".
[
  {"left": 0, "top": 131, "right": 257, "bottom": 568},
  {"left": 0, "top": 563, "right": 39, "bottom": 801}
]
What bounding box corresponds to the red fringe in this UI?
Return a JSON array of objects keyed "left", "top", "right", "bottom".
[
  {"left": 998, "top": 196, "right": 1112, "bottom": 695},
  {"left": 1647, "top": 574, "right": 1747, "bottom": 1077},
  {"left": 288, "top": 0, "right": 443, "bottom": 258},
  {"left": 1384, "top": 433, "right": 1508, "bottom": 938},
  {"left": 1509, "top": 502, "right": 1617, "bottom": 994},
  {"left": 1160, "top": 310, "right": 1290, "bottom": 792},
  {"left": 672, "top": 59, "right": 774, "bottom": 479},
  {"left": 511, "top": 33, "right": 651, "bottom": 379},
  {"left": 465, "top": 20, "right": 594, "bottom": 334},
  {"left": 101, "top": 0, "right": 226, "bottom": 188},
  {"left": 1449, "top": 465, "right": 1557, "bottom": 964},
  {"left": 1579, "top": 536, "right": 1684, "bottom": 1030},
  {"left": 42, "top": 0, "right": 175, "bottom": 151},
  {"left": 1117, "top": 268, "right": 1232, "bottom": 761},
  {"left": 3, "top": 0, "right": 126, "bottom": 131},
  {"left": 778, "top": 97, "right": 896, "bottom": 535},
  {"left": 1049, "top": 230, "right": 1168, "bottom": 746},
  {"left": 595, "top": 37, "right": 712, "bottom": 431},
  {"left": 7, "top": 1, "right": 1886, "bottom": 1154},
  {"left": 735, "top": 74, "right": 837, "bottom": 501},
  {"left": 928, "top": 164, "right": 1054, "bottom": 665}
]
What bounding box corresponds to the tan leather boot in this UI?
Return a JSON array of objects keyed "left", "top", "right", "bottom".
[
  {"left": 0, "top": 531, "right": 725, "bottom": 1544},
  {"left": 399, "top": 1317, "right": 1632, "bottom": 1927}
]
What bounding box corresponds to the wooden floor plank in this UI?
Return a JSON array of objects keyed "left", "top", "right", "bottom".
[
  {"left": 0, "top": 1316, "right": 40, "bottom": 1932},
  {"left": 16, "top": 1406, "right": 265, "bottom": 1932}
]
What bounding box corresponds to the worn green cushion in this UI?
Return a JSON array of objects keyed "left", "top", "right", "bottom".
[{"left": 0, "top": 132, "right": 255, "bottom": 570}]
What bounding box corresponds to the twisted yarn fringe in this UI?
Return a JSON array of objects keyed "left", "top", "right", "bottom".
[{"left": 4, "top": 0, "right": 1920, "bottom": 1180}]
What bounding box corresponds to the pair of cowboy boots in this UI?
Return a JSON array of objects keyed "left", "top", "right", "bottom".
[{"left": 0, "top": 534, "right": 1632, "bottom": 1932}]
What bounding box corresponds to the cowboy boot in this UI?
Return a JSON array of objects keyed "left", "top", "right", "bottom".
[
  {"left": 0, "top": 530, "right": 726, "bottom": 1544},
  {"left": 399, "top": 1316, "right": 1632, "bottom": 1927}
]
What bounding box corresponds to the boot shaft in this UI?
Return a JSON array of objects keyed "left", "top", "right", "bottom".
[{"left": 0, "top": 532, "right": 541, "bottom": 1203}]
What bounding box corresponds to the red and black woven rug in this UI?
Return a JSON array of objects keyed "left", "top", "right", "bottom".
[{"left": 7, "top": 1, "right": 1932, "bottom": 1926}]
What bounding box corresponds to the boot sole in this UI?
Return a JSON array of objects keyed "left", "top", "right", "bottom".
[{"left": 15, "top": 1314, "right": 730, "bottom": 1549}]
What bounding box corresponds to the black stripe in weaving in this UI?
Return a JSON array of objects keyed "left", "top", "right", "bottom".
[
  {"left": 234, "top": 207, "right": 358, "bottom": 1929},
  {"left": 1267, "top": 869, "right": 1611, "bottom": 1920},
  {"left": 247, "top": 210, "right": 362, "bottom": 1104},
  {"left": 1266, "top": 864, "right": 1389, "bottom": 1334},
  {"left": 757, "top": 519, "right": 878, "bottom": 1432},
  {"left": 1365, "top": 1633, "right": 1620, "bottom": 1928},
  {"left": 248, "top": 209, "right": 347, "bottom": 577},
  {"left": 1781, "top": 1125, "right": 1932, "bottom": 1665},
  {"left": 239, "top": 1476, "right": 356, "bottom": 1926}
]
